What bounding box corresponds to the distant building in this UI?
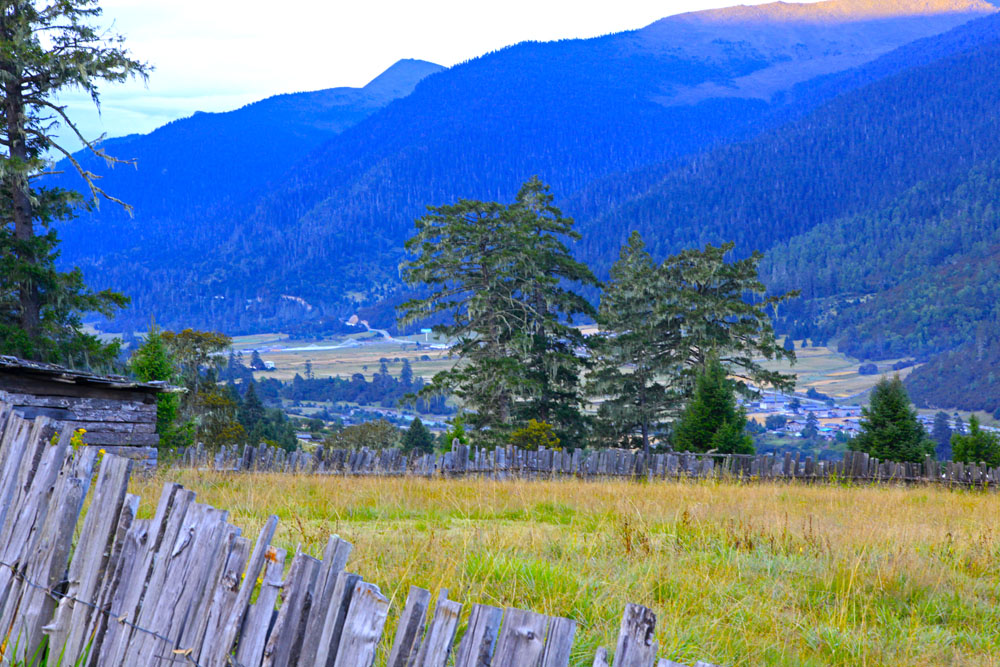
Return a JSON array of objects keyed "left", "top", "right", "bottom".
[{"left": 0, "top": 355, "right": 172, "bottom": 465}]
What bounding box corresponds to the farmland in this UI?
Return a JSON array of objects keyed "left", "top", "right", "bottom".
[
  {"left": 231, "top": 330, "right": 455, "bottom": 383},
  {"left": 232, "top": 332, "right": 908, "bottom": 400},
  {"left": 131, "top": 470, "right": 1000, "bottom": 666}
]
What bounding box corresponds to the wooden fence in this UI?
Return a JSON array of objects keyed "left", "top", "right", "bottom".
[
  {"left": 177, "top": 441, "right": 1000, "bottom": 487},
  {"left": 0, "top": 400, "right": 719, "bottom": 666}
]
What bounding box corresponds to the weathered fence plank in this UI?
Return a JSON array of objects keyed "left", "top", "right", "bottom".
[
  {"left": 612, "top": 603, "right": 658, "bottom": 667},
  {"left": 453, "top": 603, "right": 503, "bottom": 667},
  {"left": 331, "top": 581, "right": 390, "bottom": 667},
  {"left": 234, "top": 546, "right": 286, "bottom": 667},
  {"left": 0, "top": 401, "right": 727, "bottom": 667},
  {"left": 387, "top": 586, "right": 432, "bottom": 667},
  {"left": 414, "top": 589, "right": 463, "bottom": 667},
  {"left": 492, "top": 608, "right": 548, "bottom": 667},
  {"left": 541, "top": 616, "right": 577, "bottom": 667}
]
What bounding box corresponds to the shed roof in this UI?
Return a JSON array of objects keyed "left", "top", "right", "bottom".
[{"left": 0, "top": 355, "right": 171, "bottom": 393}]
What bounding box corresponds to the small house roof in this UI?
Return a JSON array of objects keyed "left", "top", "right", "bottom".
[{"left": 0, "top": 355, "right": 172, "bottom": 393}]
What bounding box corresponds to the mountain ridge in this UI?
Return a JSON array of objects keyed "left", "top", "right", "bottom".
[{"left": 52, "top": 0, "right": 1000, "bottom": 392}]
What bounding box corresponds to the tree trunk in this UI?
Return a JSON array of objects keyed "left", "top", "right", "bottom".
[
  {"left": 2, "top": 8, "right": 40, "bottom": 337},
  {"left": 641, "top": 420, "right": 650, "bottom": 462}
]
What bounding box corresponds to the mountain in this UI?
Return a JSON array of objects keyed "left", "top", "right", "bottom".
[
  {"left": 579, "top": 13, "right": 1000, "bottom": 409},
  {"left": 55, "top": 58, "right": 443, "bottom": 263},
  {"left": 54, "top": 0, "right": 995, "bottom": 336}
]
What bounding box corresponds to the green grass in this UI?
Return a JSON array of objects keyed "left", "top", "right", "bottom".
[{"left": 130, "top": 472, "right": 1000, "bottom": 666}]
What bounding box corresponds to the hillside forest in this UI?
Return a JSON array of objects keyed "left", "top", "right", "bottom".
[{"left": 40, "top": 4, "right": 1000, "bottom": 414}]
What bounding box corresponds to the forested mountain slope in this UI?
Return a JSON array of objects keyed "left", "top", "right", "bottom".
[
  {"left": 54, "top": 59, "right": 443, "bottom": 268},
  {"left": 580, "top": 19, "right": 1000, "bottom": 410},
  {"left": 54, "top": 0, "right": 994, "bottom": 334},
  {"left": 582, "top": 21, "right": 1000, "bottom": 263}
]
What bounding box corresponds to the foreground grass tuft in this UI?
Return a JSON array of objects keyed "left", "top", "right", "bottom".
[{"left": 130, "top": 472, "right": 1000, "bottom": 666}]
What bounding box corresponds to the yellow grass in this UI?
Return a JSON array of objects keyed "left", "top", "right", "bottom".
[
  {"left": 229, "top": 333, "right": 455, "bottom": 382},
  {"left": 763, "top": 342, "right": 918, "bottom": 399},
  {"left": 130, "top": 472, "right": 1000, "bottom": 666}
]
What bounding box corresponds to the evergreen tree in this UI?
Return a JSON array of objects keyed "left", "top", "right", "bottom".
[
  {"left": 854, "top": 375, "right": 934, "bottom": 462},
  {"left": 803, "top": 411, "right": 819, "bottom": 440},
  {"left": 589, "top": 232, "right": 669, "bottom": 453},
  {"left": 238, "top": 382, "right": 265, "bottom": 433},
  {"left": 656, "top": 242, "right": 797, "bottom": 399},
  {"left": 129, "top": 326, "right": 179, "bottom": 445},
  {"left": 439, "top": 414, "right": 468, "bottom": 452},
  {"left": 953, "top": 414, "right": 966, "bottom": 436},
  {"left": 931, "top": 411, "right": 953, "bottom": 460},
  {"left": 672, "top": 356, "right": 754, "bottom": 454},
  {"left": 506, "top": 178, "right": 598, "bottom": 447},
  {"left": 250, "top": 350, "right": 266, "bottom": 371},
  {"left": 591, "top": 233, "right": 795, "bottom": 455},
  {"left": 951, "top": 415, "right": 1000, "bottom": 467},
  {"left": 398, "top": 177, "right": 596, "bottom": 445},
  {"left": 402, "top": 417, "right": 434, "bottom": 455},
  {"left": 0, "top": 0, "right": 147, "bottom": 366},
  {"left": 400, "top": 359, "right": 414, "bottom": 388}
]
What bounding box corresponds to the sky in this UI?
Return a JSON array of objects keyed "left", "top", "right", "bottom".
[{"left": 60, "top": 0, "right": 802, "bottom": 148}]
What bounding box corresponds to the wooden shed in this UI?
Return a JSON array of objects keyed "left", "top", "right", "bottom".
[{"left": 0, "top": 355, "right": 170, "bottom": 464}]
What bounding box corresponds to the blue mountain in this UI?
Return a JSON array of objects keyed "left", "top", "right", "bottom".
[{"left": 55, "top": 0, "right": 996, "bottom": 346}]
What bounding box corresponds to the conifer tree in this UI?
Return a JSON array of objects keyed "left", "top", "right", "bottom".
[
  {"left": 951, "top": 415, "right": 1000, "bottom": 467},
  {"left": 0, "top": 0, "right": 148, "bottom": 365},
  {"left": 129, "top": 326, "right": 179, "bottom": 441},
  {"left": 591, "top": 233, "right": 795, "bottom": 455},
  {"left": 402, "top": 416, "right": 434, "bottom": 455},
  {"left": 672, "top": 356, "right": 753, "bottom": 454},
  {"left": 589, "top": 232, "right": 669, "bottom": 452},
  {"left": 399, "top": 177, "right": 596, "bottom": 445},
  {"left": 803, "top": 411, "right": 819, "bottom": 440},
  {"left": 854, "top": 375, "right": 934, "bottom": 462},
  {"left": 238, "top": 382, "right": 265, "bottom": 433},
  {"left": 656, "top": 241, "right": 797, "bottom": 398},
  {"left": 931, "top": 411, "right": 952, "bottom": 460}
]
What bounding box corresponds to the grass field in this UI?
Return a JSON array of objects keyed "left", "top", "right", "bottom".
[
  {"left": 230, "top": 332, "right": 456, "bottom": 383},
  {"left": 131, "top": 471, "right": 1000, "bottom": 666},
  {"left": 229, "top": 332, "right": 905, "bottom": 401},
  {"left": 759, "top": 342, "right": 916, "bottom": 401}
]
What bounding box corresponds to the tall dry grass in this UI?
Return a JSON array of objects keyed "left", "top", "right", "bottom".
[{"left": 129, "top": 472, "right": 1000, "bottom": 666}]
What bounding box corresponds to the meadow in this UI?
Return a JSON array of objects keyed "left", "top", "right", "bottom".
[{"left": 130, "top": 471, "right": 1000, "bottom": 666}]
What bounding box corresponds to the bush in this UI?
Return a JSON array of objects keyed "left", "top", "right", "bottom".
[
  {"left": 510, "top": 420, "right": 560, "bottom": 451},
  {"left": 858, "top": 362, "right": 879, "bottom": 375},
  {"left": 324, "top": 419, "right": 400, "bottom": 450},
  {"left": 951, "top": 416, "right": 1000, "bottom": 467},
  {"left": 765, "top": 414, "right": 788, "bottom": 430}
]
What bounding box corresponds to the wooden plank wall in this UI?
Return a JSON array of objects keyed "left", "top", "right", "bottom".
[
  {"left": 0, "top": 388, "right": 158, "bottom": 465},
  {"left": 177, "top": 441, "right": 1000, "bottom": 488},
  {"left": 0, "top": 399, "right": 719, "bottom": 667}
]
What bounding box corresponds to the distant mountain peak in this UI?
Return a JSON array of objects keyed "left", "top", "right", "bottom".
[
  {"left": 676, "top": 0, "right": 996, "bottom": 24},
  {"left": 640, "top": 0, "right": 996, "bottom": 106},
  {"left": 363, "top": 59, "right": 445, "bottom": 97}
]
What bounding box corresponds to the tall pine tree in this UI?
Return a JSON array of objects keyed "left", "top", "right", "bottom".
[
  {"left": 671, "top": 355, "right": 754, "bottom": 454},
  {"left": 589, "top": 232, "right": 670, "bottom": 453},
  {"left": 854, "top": 375, "right": 934, "bottom": 463},
  {"left": 0, "top": 0, "right": 148, "bottom": 366},
  {"left": 398, "top": 177, "right": 595, "bottom": 445}
]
